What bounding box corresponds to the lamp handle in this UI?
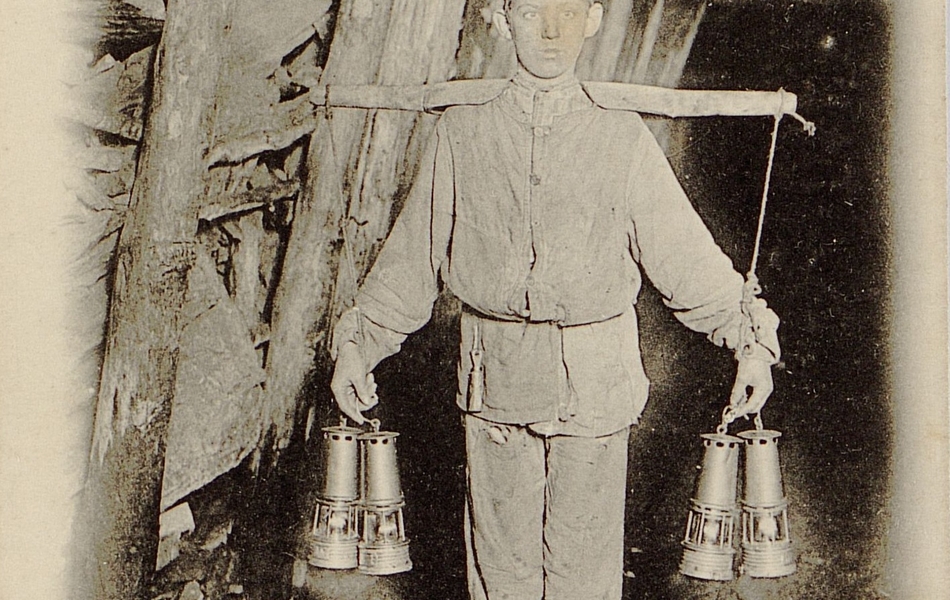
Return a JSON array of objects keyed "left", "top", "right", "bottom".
[{"left": 717, "top": 406, "right": 765, "bottom": 435}]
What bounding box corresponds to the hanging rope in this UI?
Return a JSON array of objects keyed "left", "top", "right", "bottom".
[
  {"left": 749, "top": 114, "right": 782, "bottom": 279},
  {"left": 324, "top": 105, "right": 379, "bottom": 408},
  {"left": 750, "top": 90, "right": 816, "bottom": 280},
  {"left": 322, "top": 106, "right": 361, "bottom": 319}
]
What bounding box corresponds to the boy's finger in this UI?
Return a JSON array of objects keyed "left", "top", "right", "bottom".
[
  {"left": 748, "top": 379, "right": 773, "bottom": 414},
  {"left": 338, "top": 388, "right": 366, "bottom": 424},
  {"left": 729, "top": 379, "right": 749, "bottom": 409},
  {"left": 352, "top": 374, "right": 379, "bottom": 409},
  {"left": 743, "top": 387, "right": 766, "bottom": 418}
]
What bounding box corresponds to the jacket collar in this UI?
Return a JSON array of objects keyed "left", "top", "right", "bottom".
[{"left": 499, "top": 71, "right": 593, "bottom": 127}]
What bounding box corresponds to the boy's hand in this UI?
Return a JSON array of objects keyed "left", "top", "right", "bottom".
[
  {"left": 728, "top": 357, "right": 774, "bottom": 420},
  {"left": 330, "top": 342, "right": 379, "bottom": 424}
]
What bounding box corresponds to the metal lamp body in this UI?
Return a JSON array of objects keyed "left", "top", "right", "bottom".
[
  {"left": 358, "top": 431, "right": 412, "bottom": 575},
  {"left": 680, "top": 433, "right": 742, "bottom": 581},
  {"left": 737, "top": 429, "right": 796, "bottom": 578},
  {"left": 309, "top": 499, "right": 360, "bottom": 569},
  {"left": 308, "top": 425, "right": 362, "bottom": 569}
]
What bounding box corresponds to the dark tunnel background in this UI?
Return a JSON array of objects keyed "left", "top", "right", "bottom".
[{"left": 261, "top": 2, "right": 893, "bottom": 599}]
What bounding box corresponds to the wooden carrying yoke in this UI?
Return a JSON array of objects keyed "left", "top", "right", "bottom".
[{"left": 321, "top": 78, "right": 801, "bottom": 118}]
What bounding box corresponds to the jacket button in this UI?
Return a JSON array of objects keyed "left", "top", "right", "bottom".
[{"left": 530, "top": 174, "right": 541, "bottom": 186}]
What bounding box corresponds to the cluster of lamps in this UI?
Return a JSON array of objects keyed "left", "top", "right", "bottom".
[
  {"left": 307, "top": 419, "right": 412, "bottom": 576},
  {"left": 680, "top": 415, "right": 796, "bottom": 581}
]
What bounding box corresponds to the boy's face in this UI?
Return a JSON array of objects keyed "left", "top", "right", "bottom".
[{"left": 495, "top": 0, "right": 604, "bottom": 80}]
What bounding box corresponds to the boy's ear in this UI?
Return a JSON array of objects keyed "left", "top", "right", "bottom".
[
  {"left": 584, "top": 2, "right": 604, "bottom": 38},
  {"left": 493, "top": 9, "right": 513, "bottom": 41}
]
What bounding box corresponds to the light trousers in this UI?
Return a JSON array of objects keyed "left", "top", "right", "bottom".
[{"left": 464, "top": 415, "right": 630, "bottom": 600}]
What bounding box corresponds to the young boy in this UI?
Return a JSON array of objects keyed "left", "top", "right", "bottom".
[{"left": 330, "top": 1, "right": 780, "bottom": 598}]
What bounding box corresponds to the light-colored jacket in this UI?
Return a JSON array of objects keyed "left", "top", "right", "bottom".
[{"left": 333, "top": 74, "right": 778, "bottom": 437}]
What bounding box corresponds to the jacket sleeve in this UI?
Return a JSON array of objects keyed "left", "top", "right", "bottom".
[
  {"left": 330, "top": 117, "right": 455, "bottom": 372},
  {"left": 625, "top": 115, "right": 779, "bottom": 360}
]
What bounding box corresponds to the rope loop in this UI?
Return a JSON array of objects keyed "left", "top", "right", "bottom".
[{"left": 791, "top": 111, "right": 817, "bottom": 136}]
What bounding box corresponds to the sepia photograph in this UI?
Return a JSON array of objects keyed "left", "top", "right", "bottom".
[{"left": 0, "top": 1, "right": 947, "bottom": 599}]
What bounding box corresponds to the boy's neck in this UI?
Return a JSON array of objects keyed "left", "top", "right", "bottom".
[{"left": 513, "top": 66, "right": 579, "bottom": 92}]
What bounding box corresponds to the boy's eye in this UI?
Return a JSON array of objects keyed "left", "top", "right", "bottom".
[
  {"left": 521, "top": 10, "right": 538, "bottom": 19},
  {"left": 562, "top": 11, "right": 576, "bottom": 18}
]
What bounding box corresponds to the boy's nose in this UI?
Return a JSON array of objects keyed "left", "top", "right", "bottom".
[{"left": 541, "top": 13, "right": 560, "bottom": 39}]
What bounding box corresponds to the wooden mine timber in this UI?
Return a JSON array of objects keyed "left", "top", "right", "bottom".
[
  {"left": 83, "top": 0, "right": 235, "bottom": 597},
  {"left": 262, "top": 0, "right": 468, "bottom": 450}
]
